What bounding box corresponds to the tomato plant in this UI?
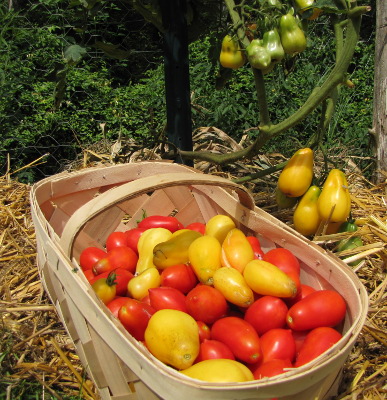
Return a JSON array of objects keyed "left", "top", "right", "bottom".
[
  {"left": 211, "top": 317, "right": 261, "bottom": 364},
  {"left": 160, "top": 264, "right": 198, "bottom": 294},
  {"left": 105, "top": 231, "right": 128, "bottom": 252},
  {"left": 195, "top": 339, "right": 235, "bottom": 362},
  {"left": 186, "top": 284, "right": 228, "bottom": 324},
  {"left": 260, "top": 328, "right": 296, "bottom": 363},
  {"left": 148, "top": 286, "right": 188, "bottom": 313},
  {"left": 244, "top": 296, "right": 288, "bottom": 335},
  {"left": 287, "top": 289, "right": 347, "bottom": 331},
  {"left": 79, "top": 246, "right": 107, "bottom": 271},
  {"left": 138, "top": 215, "right": 183, "bottom": 233}
]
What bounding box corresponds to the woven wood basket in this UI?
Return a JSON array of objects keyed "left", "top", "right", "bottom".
[{"left": 30, "top": 161, "right": 368, "bottom": 400}]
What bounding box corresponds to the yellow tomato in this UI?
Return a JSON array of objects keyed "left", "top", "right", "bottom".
[
  {"left": 180, "top": 359, "right": 254, "bottom": 382},
  {"left": 293, "top": 185, "right": 322, "bottom": 236},
  {"left": 243, "top": 260, "right": 298, "bottom": 298},
  {"left": 127, "top": 267, "right": 161, "bottom": 300},
  {"left": 278, "top": 148, "right": 314, "bottom": 198},
  {"left": 219, "top": 35, "right": 246, "bottom": 70},
  {"left": 205, "top": 214, "right": 236, "bottom": 244},
  {"left": 220, "top": 228, "right": 254, "bottom": 273},
  {"left": 213, "top": 267, "right": 254, "bottom": 308},
  {"left": 188, "top": 235, "right": 222, "bottom": 285},
  {"left": 145, "top": 309, "right": 200, "bottom": 370}
]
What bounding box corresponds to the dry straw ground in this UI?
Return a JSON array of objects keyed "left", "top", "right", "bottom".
[{"left": 1, "top": 132, "right": 386, "bottom": 399}]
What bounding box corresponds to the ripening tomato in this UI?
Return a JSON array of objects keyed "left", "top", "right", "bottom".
[
  {"left": 211, "top": 317, "right": 261, "bottom": 364},
  {"left": 125, "top": 227, "right": 146, "bottom": 254},
  {"left": 287, "top": 290, "right": 347, "bottom": 331},
  {"left": 79, "top": 247, "right": 107, "bottom": 271},
  {"left": 185, "top": 222, "right": 206, "bottom": 235},
  {"left": 138, "top": 215, "right": 183, "bottom": 233},
  {"left": 105, "top": 231, "right": 128, "bottom": 252},
  {"left": 160, "top": 264, "right": 198, "bottom": 294},
  {"left": 294, "top": 327, "right": 342, "bottom": 367},
  {"left": 246, "top": 236, "right": 265, "bottom": 259},
  {"left": 251, "top": 358, "right": 292, "bottom": 380},
  {"left": 93, "top": 246, "right": 138, "bottom": 275},
  {"left": 186, "top": 285, "right": 228, "bottom": 324},
  {"left": 197, "top": 321, "right": 211, "bottom": 343},
  {"left": 244, "top": 296, "right": 289, "bottom": 336},
  {"left": 148, "top": 286, "right": 188, "bottom": 313},
  {"left": 260, "top": 329, "right": 296, "bottom": 363},
  {"left": 91, "top": 272, "right": 117, "bottom": 305},
  {"left": 195, "top": 339, "right": 235, "bottom": 363},
  {"left": 90, "top": 268, "right": 133, "bottom": 296},
  {"left": 118, "top": 298, "right": 155, "bottom": 341}
]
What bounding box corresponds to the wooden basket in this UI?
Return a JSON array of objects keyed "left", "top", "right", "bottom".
[{"left": 30, "top": 161, "right": 368, "bottom": 400}]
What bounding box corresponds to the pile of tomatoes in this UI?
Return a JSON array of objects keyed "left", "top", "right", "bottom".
[{"left": 79, "top": 214, "right": 347, "bottom": 383}]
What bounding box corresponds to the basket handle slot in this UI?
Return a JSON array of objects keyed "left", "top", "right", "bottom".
[{"left": 59, "top": 172, "right": 254, "bottom": 256}]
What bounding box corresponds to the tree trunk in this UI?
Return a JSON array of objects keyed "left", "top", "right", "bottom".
[{"left": 373, "top": 0, "right": 387, "bottom": 182}]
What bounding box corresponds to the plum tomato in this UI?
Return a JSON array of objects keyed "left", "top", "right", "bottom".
[
  {"left": 246, "top": 236, "right": 265, "bottom": 259},
  {"left": 197, "top": 321, "right": 211, "bottom": 343},
  {"left": 138, "top": 215, "right": 183, "bottom": 233},
  {"left": 93, "top": 246, "right": 138, "bottom": 275},
  {"left": 125, "top": 227, "right": 146, "bottom": 254},
  {"left": 118, "top": 298, "right": 155, "bottom": 341},
  {"left": 185, "top": 222, "right": 206, "bottom": 235},
  {"left": 211, "top": 317, "right": 262, "bottom": 364},
  {"left": 83, "top": 269, "right": 95, "bottom": 282},
  {"left": 244, "top": 296, "right": 289, "bottom": 336},
  {"left": 90, "top": 268, "right": 133, "bottom": 296},
  {"left": 195, "top": 339, "right": 235, "bottom": 363},
  {"left": 79, "top": 246, "right": 107, "bottom": 271},
  {"left": 294, "top": 327, "right": 342, "bottom": 367},
  {"left": 263, "top": 247, "right": 301, "bottom": 276},
  {"left": 148, "top": 286, "right": 188, "bottom": 313},
  {"left": 186, "top": 285, "right": 228, "bottom": 325},
  {"left": 260, "top": 328, "right": 296, "bottom": 363},
  {"left": 251, "top": 358, "right": 292, "bottom": 380},
  {"left": 160, "top": 264, "right": 198, "bottom": 294},
  {"left": 286, "top": 284, "right": 316, "bottom": 307},
  {"left": 105, "top": 231, "right": 128, "bottom": 252},
  {"left": 287, "top": 289, "right": 347, "bottom": 331},
  {"left": 291, "top": 330, "right": 309, "bottom": 355}
]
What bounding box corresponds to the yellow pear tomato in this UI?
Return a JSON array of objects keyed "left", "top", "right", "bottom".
[
  {"left": 127, "top": 267, "right": 161, "bottom": 300},
  {"left": 205, "top": 214, "right": 236, "bottom": 244}
]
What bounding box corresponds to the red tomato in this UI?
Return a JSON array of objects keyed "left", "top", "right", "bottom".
[
  {"left": 186, "top": 285, "right": 228, "bottom": 324},
  {"left": 286, "top": 284, "right": 316, "bottom": 307},
  {"left": 195, "top": 339, "right": 235, "bottom": 363},
  {"left": 91, "top": 272, "right": 117, "bottom": 305},
  {"left": 90, "top": 268, "right": 133, "bottom": 296},
  {"left": 118, "top": 298, "right": 155, "bottom": 341},
  {"left": 185, "top": 222, "right": 206, "bottom": 235},
  {"left": 137, "top": 215, "right": 183, "bottom": 233},
  {"left": 160, "top": 264, "right": 198, "bottom": 294},
  {"left": 148, "top": 286, "right": 188, "bottom": 313},
  {"left": 292, "top": 330, "right": 310, "bottom": 355},
  {"left": 105, "top": 231, "right": 128, "bottom": 252},
  {"left": 79, "top": 247, "right": 107, "bottom": 271},
  {"left": 197, "top": 321, "right": 211, "bottom": 343},
  {"left": 287, "top": 289, "right": 347, "bottom": 331},
  {"left": 107, "top": 296, "right": 129, "bottom": 318},
  {"left": 251, "top": 358, "right": 292, "bottom": 380},
  {"left": 211, "top": 317, "right": 261, "bottom": 364},
  {"left": 93, "top": 246, "right": 138, "bottom": 275},
  {"left": 260, "top": 329, "right": 296, "bottom": 363},
  {"left": 263, "top": 248, "right": 301, "bottom": 275},
  {"left": 125, "top": 227, "right": 146, "bottom": 254},
  {"left": 83, "top": 269, "right": 95, "bottom": 282},
  {"left": 246, "top": 236, "right": 264, "bottom": 259},
  {"left": 294, "top": 327, "right": 342, "bottom": 367},
  {"left": 244, "top": 296, "right": 288, "bottom": 336}
]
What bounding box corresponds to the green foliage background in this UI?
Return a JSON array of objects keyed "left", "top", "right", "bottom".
[{"left": 0, "top": 0, "right": 375, "bottom": 183}]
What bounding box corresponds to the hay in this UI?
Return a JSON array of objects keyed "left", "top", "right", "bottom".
[{"left": 1, "top": 133, "right": 386, "bottom": 399}]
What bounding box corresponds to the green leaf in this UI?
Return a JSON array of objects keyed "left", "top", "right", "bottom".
[{"left": 64, "top": 44, "right": 87, "bottom": 65}]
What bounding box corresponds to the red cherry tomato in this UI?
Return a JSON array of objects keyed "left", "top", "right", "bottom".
[
  {"left": 251, "top": 358, "right": 292, "bottom": 380},
  {"left": 246, "top": 236, "right": 264, "bottom": 259},
  {"left": 93, "top": 246, "right": 138, "bottom": 275},
  {"left": 90, "top": 268, "right": 133, "bottom": 296},
  {"left": 105, "top": 231, "right": 128, "bottom": 252},
  {"left": 137, "top": 215, "right": 183, "bottom": 233},
  {"left": 244, "top": 296, "right": 288, "bottom": 335},
  {"left": 148, "top": 286, "right": 188, "bottom": 313},
  {"left": 211, "top": 316, "right": 261, "bottom": 364},
  {"left": 294, "top": 327, "right": 342, "bottom": 367},
  {"left": 186, "top": 285, "right": 228, "bottom": 324},
  {"left": 160, "top": 264, "right": 198, "bottom": 294},
  {"left": 125, "top": 227, "right": 146, "bottom": 254},
  {"left": 287, "top": 289, "right": 347, "bottom": 331},
  {"left": 286, "top": 284, "right": 316, "bottom": 307},
  {"left": 260, "top": 328, "right": 296, "bottom": 363},
  {"left": 107, "top": 296, "right": 130, "bottom": 318},
  {"left": 79, "top": 247, "right": 107, "bottom": 271},
  {"left": 195, "top": 339, "right": 235, "bottom": 363},
  {"left": 197, "top": 321, "right": 211, "bottom": 343},
  {"left": 185, "top": 222, "right": 206, "bottom": 235},
  {"left": 118, "top": 298, "right": 155, "bottom": 341},
  {"left": 263, "top": 247, "right": 301, "bottom": 275}
]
